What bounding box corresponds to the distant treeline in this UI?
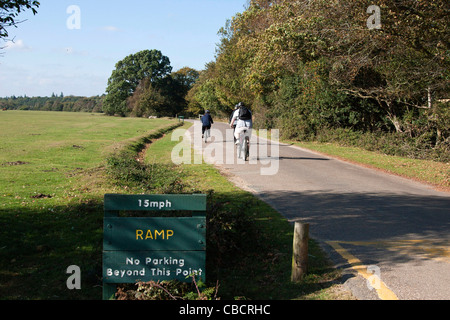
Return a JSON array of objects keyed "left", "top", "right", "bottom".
[{"left": 0, "top": 94, "right": 104, "bottom": 113}]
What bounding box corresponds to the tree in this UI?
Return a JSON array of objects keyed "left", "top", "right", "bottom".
[
  {"left": 126, "top": 67, "right": 199, "bottom": 118},
  {"left": 319, "top": 0, "right": 449, "bottom": 133},
  {"left": 127, "top": 78, "right": 167, "bottom": 118},
  {"left": 207, "top": 0, "right": 449, "bottom": 138},
  {"left": 0, "top": 0, "right": 39, "bottom": 40},
  {"left": 103, "top": 49, "right": 172, "bottom": 116},
  {"left": 186, "top": 62, "right": 227, "bottom": 117},
  {"left": 171, "top": 67, "right": 199, "bottom": 90}
]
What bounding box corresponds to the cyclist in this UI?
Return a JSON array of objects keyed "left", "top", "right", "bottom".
[
  {"left": 230, "top": 102, "right": 252, "bottom": 145},
  {"left": 201, "top": 110, "right": 214, "bottom": 142},
  {"left": 229, "top": 105, "right": 238, "bottom": 143}
]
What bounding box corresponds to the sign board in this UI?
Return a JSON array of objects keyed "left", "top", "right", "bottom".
[
  {"left": 104, "top": 194, "right": 206, "bottom": 214},
  {"left": 103, "top": 251, "right": 205, "bottom": 283},
  {"left": 102, "top": 194, "right": 206, "bottom": 300}
]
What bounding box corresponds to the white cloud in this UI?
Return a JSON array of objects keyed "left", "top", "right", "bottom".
[
  {"left": 4, "top": 39, "right": 32, "bottom": 51},
  {"left": 101, "top": 26, "right": 120, "bottom": 32},
  {"left": 61, "top": 47, "right": 89, "bottom": 56}
]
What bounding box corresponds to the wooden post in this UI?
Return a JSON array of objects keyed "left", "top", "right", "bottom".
[{"left": 291, "top": 222, "right": 309, "bottom": 282}]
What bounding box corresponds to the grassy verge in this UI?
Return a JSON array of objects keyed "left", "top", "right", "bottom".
[
  {"left": 290, "top": 141, "right": 449, "bottom": 191},
  {"left": 125, "top": 123, "right": 352, "bottom": 300},
  {"left": 257, "top": 128, "right": 448, "bottom": 191}
]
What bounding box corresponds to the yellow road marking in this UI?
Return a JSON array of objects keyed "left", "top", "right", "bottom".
[
  {"left": 328, "top": 239, "right": 450, "bottom": 300},
  {"left": 327, "top": 241, "right": 399, "bottom": 300},
  {"left": 337, "top": 240, "right": 450, "bottom": 263}
]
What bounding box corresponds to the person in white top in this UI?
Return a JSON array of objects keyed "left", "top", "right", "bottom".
[{"left": 230, "top": 102, "right": 252, "bottom": 145}]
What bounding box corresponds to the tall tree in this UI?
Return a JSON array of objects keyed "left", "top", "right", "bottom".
[
  {"left": 208, "top": 0, "right": 449, "bottom": 136},
  {"left": 186, "top": 62, "right": 228, "bottom": 116},
  {"left": 103, "top": 49, "right": 172, "bottom": 116},
  {"left": 126, "top": 67, "right": 199, "bottom": 118},
  {"left": 171, "top": 67, "right": 199, "bottom": 90}
]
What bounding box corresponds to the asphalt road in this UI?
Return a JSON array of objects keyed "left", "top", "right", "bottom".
[{"left": 186, "top": 120, "right": 450, "bottom": 300}]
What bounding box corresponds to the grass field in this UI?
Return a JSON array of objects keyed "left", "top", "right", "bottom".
[
  {"left": 0, "top": 111, "right": 180, "bottom": 299},
  {"left": 0, "top": 111, "right": 349, "bottom": 300}
]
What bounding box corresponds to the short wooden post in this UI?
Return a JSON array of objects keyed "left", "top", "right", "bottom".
[{"left": 291, "top": 222, "right": 309, "bottom": 282}]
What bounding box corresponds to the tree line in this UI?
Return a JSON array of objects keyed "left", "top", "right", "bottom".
[
  {"left": 186, "top": 0, "right": 449, "bottom": 162},
  {"left": 0, "top": 95, "right": 104, "bottom": 112},
  {"left": 2, "top": 0, "right": 448, "bottom": 161}
]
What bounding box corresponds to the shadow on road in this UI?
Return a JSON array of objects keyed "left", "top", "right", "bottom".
[{"left": 257, "top": 189, "right": 450, "bottom": 265}]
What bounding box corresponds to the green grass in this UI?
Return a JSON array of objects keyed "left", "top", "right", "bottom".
[
  {"left": 291, "top": 141, "right": 449, "bottom": 191},
  {"left": 0, "top": 111, "right": 179, "bottom": 299},
  {"left": 0, "top": 111, "right": 348, "bottom": 300},
  {"left": 258, "top": 129, "right": 449, "bottom": 190},
  {"left": 0, "top": 111, "right": 179, "bottom": 207}
]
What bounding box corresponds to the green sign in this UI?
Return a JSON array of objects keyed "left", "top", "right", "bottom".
[
  {"left": 104, "top": 194, "right": 206, "bottom": 214},
  {"left": 104, "top": 217, "right": 205, "bottom": 251},
  {"left": 102, "top": 194, "right": 206, "bottom": 300},
  {"left": 103, "top": 251, "right": 205, "bottom": 283}
]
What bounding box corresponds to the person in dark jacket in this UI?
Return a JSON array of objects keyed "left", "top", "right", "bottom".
[{"left": 201, "top": 110, "right": 214, "bottom": 142}]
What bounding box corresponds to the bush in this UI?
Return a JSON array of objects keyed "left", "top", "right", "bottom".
[
  {"left": 106, "top": 154, "right": 187, "bottom": 193},
  {"left": 116, "top": 278, "right": 219, "bottom": 300},
  {"left": 105, "top": 124, "right": 187, "bottom": 192},
  {"left": 311, "top": 127, "right": 450, "bottom": 162}
]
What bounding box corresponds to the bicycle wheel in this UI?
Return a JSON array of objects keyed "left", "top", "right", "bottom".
[
  {"left": 238, "top": 140, "right": 243, "bottom": 159},
  {"left": 237, "top": 133, "right": 243, "bottom": 159},
  {"left": 244, "top": 136, "right": 250, "bottom": 161}
]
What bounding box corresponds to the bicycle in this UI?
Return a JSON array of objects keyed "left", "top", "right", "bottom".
[
  {"left": 203, "top": 126, "right": 211, "bottom": 143},
  {"left": 237, "top": 129, "right": 250, "bottom": 161}
]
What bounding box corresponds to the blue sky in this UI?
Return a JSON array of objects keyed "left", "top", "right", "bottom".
[{"left": 0, "top": 0, "right": 247, "bottom": 97}]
